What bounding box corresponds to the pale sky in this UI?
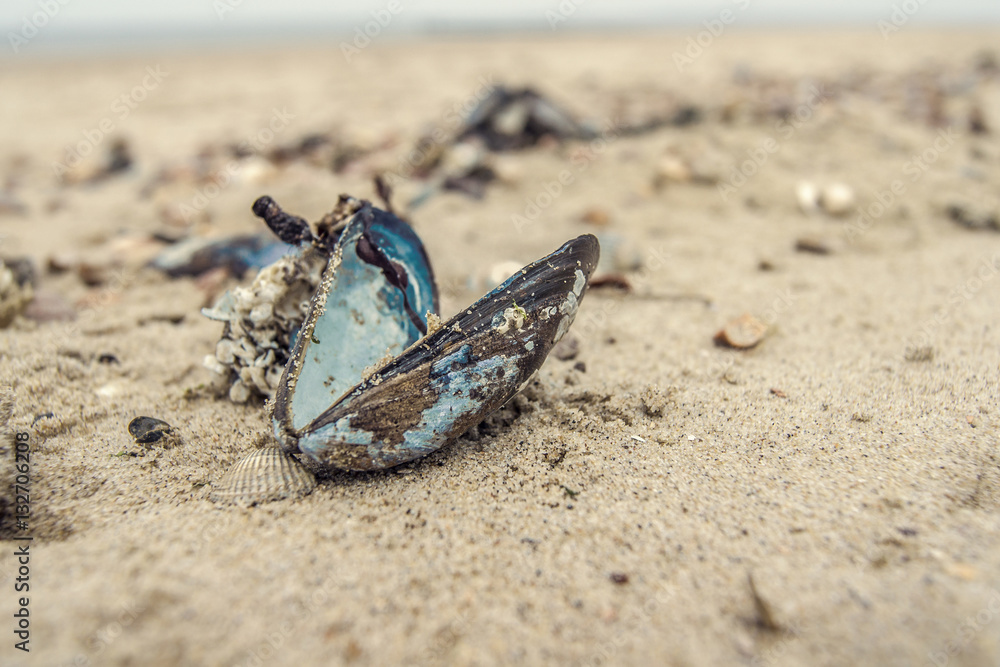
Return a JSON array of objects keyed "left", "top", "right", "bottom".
[{"left": 2, "top": 0, "right": 997, "bottom": 54}]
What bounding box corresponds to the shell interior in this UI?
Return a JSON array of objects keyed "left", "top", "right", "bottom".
[{"left": 272, "top": 204, "right": 438, "bottom": 436}]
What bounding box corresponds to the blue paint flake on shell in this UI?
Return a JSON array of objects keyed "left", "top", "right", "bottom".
[{"left": 397, "top": 352, "right": 512, "bottom": 462}]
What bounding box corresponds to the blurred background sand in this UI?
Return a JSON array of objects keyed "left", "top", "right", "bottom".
[{"left": 0, "top": 4, "right": 999, "bottom": 666}]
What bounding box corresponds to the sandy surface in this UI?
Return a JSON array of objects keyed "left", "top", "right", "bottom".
[{"left": 1, "top": 30, "right": 999, "bottom": 666}]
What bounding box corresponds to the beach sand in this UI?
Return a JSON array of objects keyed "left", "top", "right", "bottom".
[{"left": 1, "top": 29, "right": 999, "bottom": 666}]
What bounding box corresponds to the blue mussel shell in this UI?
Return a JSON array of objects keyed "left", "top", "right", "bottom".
[{"left": 260, "top": 196, "right": 599, "bottom": 471}]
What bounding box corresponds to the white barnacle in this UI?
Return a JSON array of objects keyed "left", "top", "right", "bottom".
[
  {"left": 234, "top": 337, "right": 257, "bottom": 363},
  {"left": 249, "top": 302, "right": 274, "bottom": 327},
  {"left": 215, "top": 338, "right": 237, "bottom": 364},
  {"left": 264, "top": 363, "right": 284, "bottom": 391},
  {"left": 254, "top": 349, "right": 275, "bottom": 368},
  {"left": 496, "top": 305, "right": 526, "bottom": 335},
  {"left": 229, "top": 379, "right": 251, "bottom": 403},
  {"left": 203, "top": 354, "right": 227, "bottom": 376}
]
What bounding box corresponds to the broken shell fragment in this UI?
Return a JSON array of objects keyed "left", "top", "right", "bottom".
[
  {"left": 714, "top": 313, "right": 768, "bottom": 349},
  {"left": 210, "top": 447, "right": 317, "bottom": 505},
  {"left": 579, "top": 207, "right": 612, "bottom": 226}
]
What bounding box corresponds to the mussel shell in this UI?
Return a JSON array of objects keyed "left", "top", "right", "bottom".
[
  {"left": 210, "top": 447, "right": 317, "bottom": 505},
  {"left": 128, "top": 416, "right": 173, "bottom": 445},
  {"left": 273, "top": 203, "right": 438, "bottom": 435},
  {"left": 282, "top": 233, "right": 600, "bottom": 471}
]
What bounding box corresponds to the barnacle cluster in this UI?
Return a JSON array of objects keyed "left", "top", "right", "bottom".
[{"left": 202, "top": 247, "right": 326, "bottom": 403}]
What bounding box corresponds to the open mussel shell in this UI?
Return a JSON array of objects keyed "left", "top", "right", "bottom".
[
  {"left": 210, "top": 447, "right": 317, "bottom": 505},
  {"left": 276, "top": 233, "right": 600, "bottom": 471}
]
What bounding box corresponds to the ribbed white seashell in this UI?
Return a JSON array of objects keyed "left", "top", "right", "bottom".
[{"left": 210, "top": 447, "right": 317, "bottom": 505}]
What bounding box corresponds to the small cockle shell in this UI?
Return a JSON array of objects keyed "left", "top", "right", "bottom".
[{"left": 210, "top": 447, "right": 317, "bottom": 505}]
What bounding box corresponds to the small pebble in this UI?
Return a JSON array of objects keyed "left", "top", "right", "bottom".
[
  {"left": 795, "top": 237, "right": 832, "bottom": 255},
  {"left": 945, "top": 202, "right": 999, "bottom": 232},
  {"left": 904, "top": 346, "right": 934, "bottom": 362},
  {"left": 818, "top": 183, "right": 856, "bottom": 216},
  {"left": 580, "top": 207, "right": 611, "bottom": 226},
  {"left": 589, "top": 274, "right": 632, "bottom": 291},
  {"left": 714, "top": 313, "right": 767, "bottom": 349},
  {"left": 654, "top": 155, "right": 692, "bottom": 187},
  {"left": 796, "top": 181, "right": 820, "bottom": 214}
]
